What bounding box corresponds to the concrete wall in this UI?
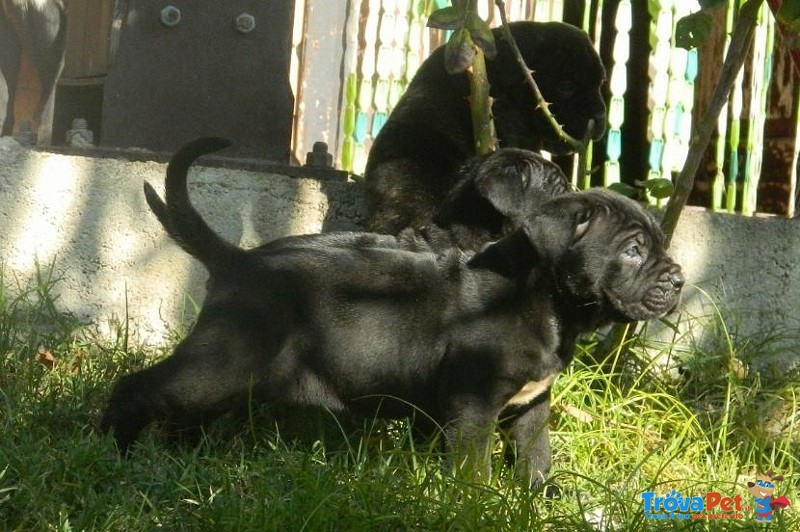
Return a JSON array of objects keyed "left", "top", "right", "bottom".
[
  {"left": 0, "top": 138, "right": 365, "bottom": 344},
  {"left": 663, "top": 207, "right": 800, "bottom": 361},
  {"left": 1, "top": 138, "right": 798, "bottom": 358}
]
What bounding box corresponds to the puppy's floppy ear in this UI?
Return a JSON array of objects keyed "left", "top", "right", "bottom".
[
  {"left": 468, "top": 195, "right": 592, "bottom": 278},
  {"left": 472, "top": 157, "right": 531, "bottom": 221},
  {"left": 473, "top": 150, "right": 568, "bottom": 223},
  {"left": 433, "top": 155, "right": 506, "bottom": 233},
  {"left": 521, "top": 196, "right": 592, "bottom": 263}
]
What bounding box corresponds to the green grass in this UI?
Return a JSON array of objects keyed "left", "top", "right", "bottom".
[{"left": 0, "top": 268, "right": 798, "bottom": 531}]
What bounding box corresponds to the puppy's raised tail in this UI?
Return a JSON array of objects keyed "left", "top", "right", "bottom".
[{"left": 144, "top": 137, "right": 240, "bottom": 268}]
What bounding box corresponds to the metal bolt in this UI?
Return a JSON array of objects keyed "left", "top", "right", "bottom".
[
  {"left": 305, "top": 141, "right": 333, "bottom": 168},
  {"left": 65, "top": 117, "right": 94, "bottom": 147},
  {"left": 160, "top": 5, "right": 181, "bottom": 27},
  {"left": 235, "top": 13, "right": 256, "bottom": 34}
]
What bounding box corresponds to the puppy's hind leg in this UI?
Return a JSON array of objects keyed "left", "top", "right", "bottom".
[
  {"left": 100, "top": 370, "right": 158, "bottom": 455},
  {"left": 100, "top": 353, "right": 222, "bottom": 455},
  {"left": 101, "top": 319, "right": 270, "bottom": 454}
]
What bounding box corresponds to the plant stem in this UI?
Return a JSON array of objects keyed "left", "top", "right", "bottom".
[
  {"left": 577, "top": 120, "right": 596, "bottom": 190},
  {"left": 661, "top": 0, "right": 763, "bottom": 246},
  {"left": 468, "top": 45, "right": 497, "bottom": 155},
  {"left": 594, "top": 1, "right": 763, "bottom": 362},
  {"left": 493, "top": 0, "right": 582, "bottom": 152}
]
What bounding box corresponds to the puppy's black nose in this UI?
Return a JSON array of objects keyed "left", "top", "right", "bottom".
[{"left": 669, "top": 269, "right": 685, "bottom": 290}]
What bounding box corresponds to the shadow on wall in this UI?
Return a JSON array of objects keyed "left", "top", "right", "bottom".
[
  {"left": 0, "top": 138, "right": 366, "bottom": 345},
  {"left": 647, "top": 207, "right": 800, "bottom": 364}
]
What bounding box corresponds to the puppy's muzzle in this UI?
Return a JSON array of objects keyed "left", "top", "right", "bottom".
[
  {"left": 660, "top": 263, "right": 685, "bottom": 314},
  {"left": 668, "top": 265, "right": 685, "bottom": 291}
]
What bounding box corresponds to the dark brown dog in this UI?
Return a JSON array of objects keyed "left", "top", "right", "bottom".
[
  {"left": 364, "top": 21, "right": 606, "bottom": 235},
  {"left": 0, "top": 0, "right": 66, "bottom": 140},
  {"left": 101, "top": 139, "right": 683, "bottom": 488}
]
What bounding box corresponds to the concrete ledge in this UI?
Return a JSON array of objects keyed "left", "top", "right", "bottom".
[{"left": 1, "top": 138, "right": 798, "bottom": 357}]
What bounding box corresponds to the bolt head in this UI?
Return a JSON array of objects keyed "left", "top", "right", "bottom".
[
  {"left": 160, "top": 5, "right": 181, "bottom": 27},
  {"left": 235, "top": 13, "right": 256, "bottom": 33}
]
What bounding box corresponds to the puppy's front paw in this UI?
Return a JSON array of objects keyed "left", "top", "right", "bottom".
[{"left": 539, "top": 481, "right": 562, "bottom": 499}]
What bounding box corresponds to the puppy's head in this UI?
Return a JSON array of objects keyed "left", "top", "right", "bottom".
[
  {"left": 435, "top": 148, "right": 569, "bottom": 231},
  {"left": 489, "top": 21, "right": 606, "bottom": 154},
  {"left": 472, "top": 189, "right": 683, "bottom": 326}
]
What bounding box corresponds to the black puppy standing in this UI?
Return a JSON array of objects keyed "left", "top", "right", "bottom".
[
  {"left": 364, "top": 19, "right": 606, "bottom": 485},
  {"left": 365, "top": 21, "right": 607, "bottom": 235},
  {"left": 102, "top": 138, "right": 683, "bottom": 487}
]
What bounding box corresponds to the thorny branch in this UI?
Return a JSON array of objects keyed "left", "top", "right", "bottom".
[{"left": 493, "top": 0, "right": 584, "bottom": 153}]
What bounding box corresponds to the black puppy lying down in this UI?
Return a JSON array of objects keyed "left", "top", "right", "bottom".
[
  {"left": 403, "top": 147, "right": 568, "bottom": 251},
  {"left": 102, "top": 138, "right": 683, "bottom": 487}
]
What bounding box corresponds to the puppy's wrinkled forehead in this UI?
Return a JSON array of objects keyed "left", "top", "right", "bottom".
[
  {"left": 583, "top": 190, "right": 664, "bottom": 245},
  {"left": 539, "top": 188, "right": 666, "bottom": 248}
]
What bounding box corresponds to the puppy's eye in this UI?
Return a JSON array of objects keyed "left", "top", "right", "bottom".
[{"left": 623, "top": 245, "right": 639, "bottom": 259}]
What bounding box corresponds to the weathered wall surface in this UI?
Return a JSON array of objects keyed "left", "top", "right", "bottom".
[
  {"left": 663, "top": 207, "right": 800, "bottom": 361},
  {"left": 1, "top": 139, "right": 798, "bottom": 358},
  {"left": 0, "top": 139, "right": 365, "bottom": 344}
]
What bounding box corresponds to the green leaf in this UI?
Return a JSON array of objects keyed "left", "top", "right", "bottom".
[
  {"left": 607, "top": 182, "right": 639, "bottom": 198},
  {"left": 644, "top": 178, "right": 675, "bottom": 199},
  {"left": 465, "top": 12, "right": 496, "bottom": 59},
  {"left": 675, "top": 11, "right": 713, "bottom": 50},
  {"left": 427, "top": 6, "right": 465, "bottom": 31},
  {"left": 444, "top": 28, "right": 476, "bottom": 74}
]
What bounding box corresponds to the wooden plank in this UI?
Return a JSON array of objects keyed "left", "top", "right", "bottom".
[{"left": 63, "top": 0, "right": 112, "bottom": 79}]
